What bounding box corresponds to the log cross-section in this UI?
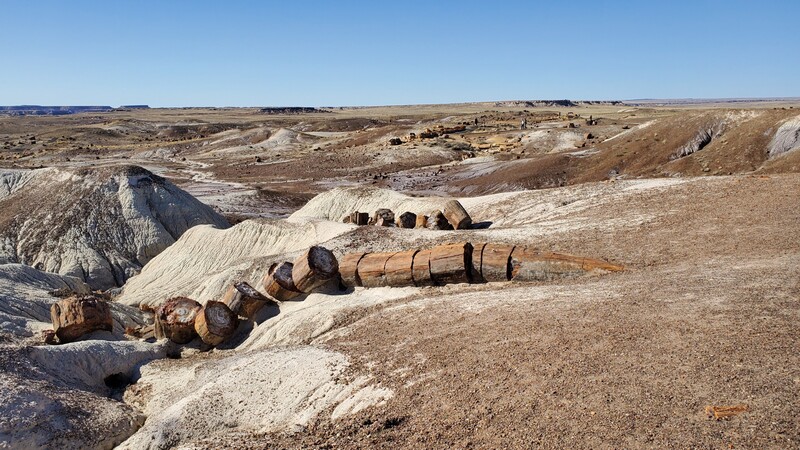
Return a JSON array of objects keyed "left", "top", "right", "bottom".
[
  {"left": 396, "top": 212, "right": 417, "bottom": 229},
  {"left": 429, "top": 242, "right": 473, "bottom": 285},
  {"left": 223, "top": 281, "right": 274, "bottom": 319},
  {"left": 194, "top": 300, "right": 239, "bottom": 346},
  {"left": 262, "top": 262, "right": 302, "bottom": 301},
  {"left": 154, "top": 297, "right": 202, "bottom": 344},
  {"left": 292, "top": 246, "right": 340, "bottom": 293}
]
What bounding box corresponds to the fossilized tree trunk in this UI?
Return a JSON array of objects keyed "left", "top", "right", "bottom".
[
  {"left": 510, "top": 246, "right": 624, "bottom": 281},
  {"left": 340, "top": 252, "right": 366, "bottom": 287},
  {"left": 195, "top": 300, "right": 238, "bottom": 346},
  {"left": 50, "top": 296, "right": 113, "bottom": 343},
  {"left": 154, "top": 297, "right": 202, "bottom": 344},
  {"left": 411, "top": 248, "right": 433, "bottom": 286},
  {"left": 357, "top": 252, "right": 395, "bottom": 288},
  {"left": 384, "top": 250, "right": 418, "bottom": 286},
  {"left": 263, "top": 262, "right": 302, "bottom": 301},
  {"left": 429, "top": 242, "right": 473, "bottom": 285},
  {"left": 481, "top": 243, "right": 516, "bottom": 282},
  {"left": 443, "top": 200, "right": 472, "bottom": 230},
  {"left": 292, "top": 246, "right": 339, "bottom": 293},
  {"left": 223, "top": 281, "right": 273, "bottom": 319}
]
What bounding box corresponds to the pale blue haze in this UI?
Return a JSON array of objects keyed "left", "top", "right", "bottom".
[{"left": 1, "top": 0, "right": 797, "bottom": 106}]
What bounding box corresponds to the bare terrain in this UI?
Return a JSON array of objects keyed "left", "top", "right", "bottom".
[{"left": 0, "top": 99, "right": 798, "bottom": 449}]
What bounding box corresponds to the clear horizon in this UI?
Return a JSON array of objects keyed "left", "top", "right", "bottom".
[{"left": 2, "top": 0, "right": 798, "bottom": 107}]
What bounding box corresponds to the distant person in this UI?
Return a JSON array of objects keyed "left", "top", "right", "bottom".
[
  {"left": 520, "top": 118, "right": 527, "bottom": 130},
  {"left": 474, "top": 118, "right": 478, "bottom": 126}
]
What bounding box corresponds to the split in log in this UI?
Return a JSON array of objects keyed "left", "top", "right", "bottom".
[
  {"left": 357, "top": 252, "right": 396, "bottom": 288},
  {"left": 340, "top": 252, "right": 367, "bottom": 287},
  {"left": 427, "top": 210, "right": 453, "bottom": 230},
  {"left": 154, "top": 297, "right": 202, "bottom": 344},
  {"left": 429, "top": 242, "right": 473, "bottom": 285},
  {"left": 411, "top": 248, "right": 433, "bottom": 286},
  {"left": 442, "top": 200, "right": 472, "bottom": 230},
  {"left": 415, "top": 214, "right": 428, "bottom": 229},
  {"left": 470, "top": 242, "right": 487, "bottom": 283},
  {"left": 384, "top": 250, "right": 419, "bottom": 287},
  {"left": 50, "top": 295, "right": 113, "bottom": 344},
  {"left": 194, "top": 300, "right": 239, "bottom": 346},
  {"left": 396, "top": 212, "right": 417, "bottom": 229},
  {"left": 481, "top": 243, "right": 516, "bottom": 282},
  {"left": 263, "top": 262, "right": 302, "bottom": 301},
  {"left": 510, "top": 246, "right": 624, "bottom": 281},
  {"left": 373, "top": 208, "right": 395, "bottom": 225},
  {"left": 223, "top": 281, "right": 274, "bottom": 319},
  {"left": 292, "top": 246, "right": 340, "bottom": 293}
]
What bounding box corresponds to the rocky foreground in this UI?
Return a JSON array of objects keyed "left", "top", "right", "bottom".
[{"left": 0, "top": 169, "right": 797, "bottom": 448}]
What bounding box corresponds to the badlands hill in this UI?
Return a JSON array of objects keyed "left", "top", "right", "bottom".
[{"left": 0, "top": 165, "right": 229, "bottom": 290}]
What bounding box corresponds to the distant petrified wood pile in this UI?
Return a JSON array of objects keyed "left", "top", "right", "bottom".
[
  {"left": 340, "top": 242, "right": 623, "bottom": 288},
  {"left": 342, "top": 199, "right": 473, "bottom": 230}
]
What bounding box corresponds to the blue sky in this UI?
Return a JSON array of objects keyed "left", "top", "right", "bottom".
[{"left": 1, "top": 0, "right": 798, "bottom": 107}]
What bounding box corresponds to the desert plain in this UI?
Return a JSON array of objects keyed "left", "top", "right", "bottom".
[{"left": 0, "top": 99, "right": 798, "bottom": 449}]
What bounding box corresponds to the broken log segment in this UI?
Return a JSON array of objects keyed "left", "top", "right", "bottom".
[
  {"left": 481, "top": 243, "right": 516, "bottom": 282},
  {"left": 263, "top": 262, "right": 302, "bottom": 301},
  {"left": 355, "top": 212, "right": 370, "bottom": 226},
  {"left": 357, "top": 252, "right": 396, "bottom": 288},
  {"left": 427, "top": 210, "right": 452, "bottom": 230},
  {"left": 442, "top": 199, "right": 472, "bottom": 230},
  {"left": 340, "top": 252, "right": 367, "bottom": 287},
  {"left": 194, "top": 300, "right": 239, "bottom": 346},
  {"left": 384, "top": 249, "right": 419, "bottom": 287},
  {"left": 429, "top": 242, "right": 473, "bottom": 285},
  {"left": 411, "top": 248, "right": 433, "bottom": 286},
  {"left": 50, "top": 295, "right": 113, "bottom": 343},
  {"left": 154, "top": 297, "right": 202, "bottom": 344},
  {"left": 292, "top": 246, "right": 340, "bottom": 293},
  {"left": 396, "top": 211, "right": 417, "bottom": 229},
  {"left": 510, "top": 246, "right": 624, "bottom": 281},
  {"left": 373, "top": 208, "right": 395, "bottom": 225},
  {"left": 223, "top": 281, "right": 274, "bottom": 319},
  {"left": 415, "top": 214, "right": 428, "bottom": 229},
  {"left": 470, "top": 242, "right": 487, "bottom": 283}
]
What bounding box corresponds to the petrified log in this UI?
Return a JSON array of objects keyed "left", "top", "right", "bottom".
[
  {"left": 357, "top": 252, "right": 395, "bottom": 288},
  {"left": 411, "top": 248, "right": 433, "bottom": 286},
  {"left": 376, "top": 216, "right": 394, "bottom": 227},
  {"left": 263, "top": 261, "right": 302, "bottom": 301},
  {"left": 292, "top": 246, "right": 340, "bottom": 293},
  {"left": 373, "top": 208, "right": 395, "bottom": 225},
  {"left": 50, "top": 296, "right": 113, "bottom": 343},
  {"left": 223, "top": 281, "right": 274, "bottom": 319},
  {"left": 194, "top": 300, "right": 238, "bottom": 346},
  {"left": 429, "top": 242, "right": 473, "bottom": 285},
  {"left": 427, "top": 210, "right": 452, "bottom": 230},
  {"left": 343, "top": 215, "right": 352, "bottom": 224},
  {"left": 415, "top": 214, "right": 428, "bottom": 229},
  {"left": 510, "top": 246, "right": 624, "bottom": 281},
  {"left": 442, "top": 200, "right": 472, "bottom": 230},
  {"left": 384, "top": 250, "right": 418, "bottom": 286},
  {"left": 125, "top": 324, "right": 155, "bottom": 340},
  {"left": 481, "top": 243, "right": 516, "bottom": 282},
  {"left": 470, "top": 242, "right": 487, "bottom": 283},
  {"left": 356, "top": 212, "right": 370, "bottom": 226},
  {"left": 396, "top": 211, "right": 417, "bottom": 229},
  {"left": 154, "top": 297, "right": 202, "bottom": 344},
  {"left": 340, "top": 252, "right": 366, "bottom": 287}
]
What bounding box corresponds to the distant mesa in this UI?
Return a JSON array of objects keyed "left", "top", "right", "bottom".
[
  {"left": 0, "top": 105, "right": 150, "bottom": 115},
  {"left": 259, "top": 107, "right": 329, "bottom": 115},
  {"left": 494, "top": 100, "right": 624, "bottom": 108},
  {"left": 0, "top": 105, "right": 114, "bottom": 116}
]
